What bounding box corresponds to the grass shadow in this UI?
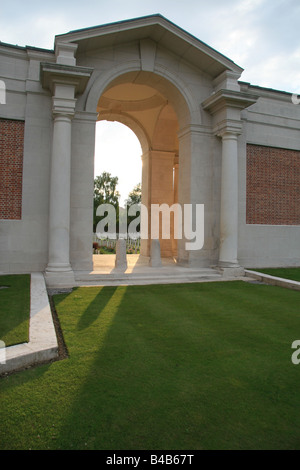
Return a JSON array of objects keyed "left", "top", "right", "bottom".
[
  {"left": 54, "top": 281, "right": 300, "bottom": 450},
  {"left": 76, "top": 286, "right": 119, "bottom": 331},
  {"left": 1, "top": 281, "right": 300, "bottom": 450}
]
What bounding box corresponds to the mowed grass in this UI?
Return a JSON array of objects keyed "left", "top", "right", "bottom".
[
  {"left": 0, "top": 280, "right": 300, "bottom": 450},
  {"left": 254, "top": 268, "right": 300, "bottom": 282},
  {"left": 0, "top": 274, "right": 30, "bottom": 346}
]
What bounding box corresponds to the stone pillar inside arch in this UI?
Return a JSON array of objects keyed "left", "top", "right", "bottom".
[
  {"left": 70, "top": 111, "right": 98, "bottom": 272},
  {"left": 171, "top": 156, "right": 179, "bottom": 257},
  {"left": 140, "top": 149, "right": 177, "bottom": 258},
  {"left": 176, "top": 126, "right": 214, "bottom": 268},
  {"left": 140, "top": 150, "right": 151, "bottom": 257}
]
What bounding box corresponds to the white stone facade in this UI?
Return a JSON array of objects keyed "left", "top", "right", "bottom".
[{"left": 0, "top": 15, "right": 299, "bottom": 285}]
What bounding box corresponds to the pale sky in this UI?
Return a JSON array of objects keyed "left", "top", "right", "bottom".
[
  {"left": 1, "top": 0, "right": 299, "bottom": 204},
  {"left": 94, "top": 121, "right": 142, "bottom": 206}
]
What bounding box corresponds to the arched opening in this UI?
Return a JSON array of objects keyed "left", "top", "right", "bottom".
[
  {"left": 94, "top": 120, "right": 142, "bottom": 208},
  {"left": 93, "top": 74, "right": 181, "bottom": 267},
  {"left": 93, "top": 120, "right": 143, "bottom": 266}
]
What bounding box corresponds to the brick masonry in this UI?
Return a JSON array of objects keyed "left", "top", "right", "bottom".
[
  {"left": 246, "top": 144, "right": 300, "bottom": 225},
  {"left": 0, "top": 119, "right": 24, "bottom": 220}
]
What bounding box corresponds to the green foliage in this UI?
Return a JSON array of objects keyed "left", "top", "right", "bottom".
[
  {"left": 125, "top": 182, "right": 141, "bottom": 207},
  {"left": 125, "top": 183, "right": 142, "bottom": 236},
  {"left": 93, "top": 172, "right": 120, "bottom": 232}
]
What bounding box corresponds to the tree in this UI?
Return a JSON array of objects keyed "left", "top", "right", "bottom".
[
  {"left": 125, "top": 183, "right": 142, "bottom": 207},
  {"left": 125, "top": 183, "right": 142, "bottom": 237},
  {"left": 93, "top": 172, "right": 120, "bottom": 232}
]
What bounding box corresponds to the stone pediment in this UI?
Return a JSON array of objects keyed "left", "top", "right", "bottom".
[{"left": 55, "top": 14, "right": 243, "bottom": 79}]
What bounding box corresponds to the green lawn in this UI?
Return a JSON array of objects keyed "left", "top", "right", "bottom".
[
  {"left": 0, "top": 274, "right": 31, "bottom": 347},
  {"left": 0, "top": 280, "right": 300, "bottom": 450},
  {"left": 253, "top": 268, "right": 300, "bottom": 282}
]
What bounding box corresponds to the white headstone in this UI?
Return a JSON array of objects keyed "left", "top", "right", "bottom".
[
  {"left": 149, "top": 239, "right": 162, "bottom": 267},
  {"left": 115, "top": 239, "right": 127, "bottom": 269}
]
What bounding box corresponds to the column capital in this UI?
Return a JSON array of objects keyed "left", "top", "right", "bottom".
[
  {"left": 202, "top": 89, "right": 258, "bottom": 137},
  {"left": 202, "top": 89, "right": 258, "bottom": 114},
  {"left": 215, "top": 123, "right": 243, "bottom": 138},
  {"left": 41, "top": 62, "right": 93, "bottom": 118},
  {"left": 52, "top": 97, "right": 77, "bottom": 118},
  {"left": 40, "top": 62, "right": 93, "bottom": 96}
]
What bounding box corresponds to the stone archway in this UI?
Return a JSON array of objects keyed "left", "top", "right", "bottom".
[
  {"left": 41, "top": 15, "right": 253, "bottom": 287},
  {"left": 94, "top": 73, "right": 184, "bottom": 260},
  {"left": 42, "top": 60, "right": 205, "bottom": 287}
]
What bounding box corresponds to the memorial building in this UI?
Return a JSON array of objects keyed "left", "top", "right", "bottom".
[{"left": 0, "top": 14, "right": 299, "bottom": 286}]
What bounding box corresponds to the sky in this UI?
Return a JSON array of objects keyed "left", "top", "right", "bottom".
[{"left": 1, "top": 0, "right": 299, "bottom": 204}]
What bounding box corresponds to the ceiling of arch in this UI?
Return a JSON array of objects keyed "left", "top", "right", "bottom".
[{"left": 97, "top": 82, "right": 179, "bottom": 153}]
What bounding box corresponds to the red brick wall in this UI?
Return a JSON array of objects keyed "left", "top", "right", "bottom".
[
  {"left": 0, "top": 119, "right": 24, "bottom": 220},
  {"left": 246, "top": 144, "right": 300, "bottom": 225}
]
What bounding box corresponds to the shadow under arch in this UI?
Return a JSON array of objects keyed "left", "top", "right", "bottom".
[{"left": 84, "top": 65, "right": 201, "bottom": 130}]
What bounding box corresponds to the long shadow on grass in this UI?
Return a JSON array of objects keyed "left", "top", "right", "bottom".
[
  {"left": 75, "top": 286, "right": 118, "bottom": 331},
  {"left": 54, "top": 282, "right": 300, "bottom": 450}
]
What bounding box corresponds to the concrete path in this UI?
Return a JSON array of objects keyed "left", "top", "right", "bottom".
[{"left": 0, "top": 272, "right": 58, "bottom": 376}]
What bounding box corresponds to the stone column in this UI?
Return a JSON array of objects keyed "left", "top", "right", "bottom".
[
  {"left": 140, "top": 149, "right": 176, "bottom": 258},
  {"left": 219, "top": 131, "right": 239, "bottom": 267},
  {"left": 202, "top": 87, "right": 258, "bottom": 275},
  {"left": 173, "top": 158, "right": 179, "bottom": 204},
  {"left": 45, "top": 110, "right": 75, "bottom": 284},
  {"left": 172, "top": 157, "right": 179, "bottom": 257},
  {"left": 140, "top": 150, "right": 151, "bottom": 257},
  {"left": 40, "top": 59, "right": 93, "bottom": 287}
]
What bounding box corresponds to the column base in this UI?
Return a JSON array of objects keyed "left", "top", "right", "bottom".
[
  {"left": 218, "top": 263, "right": 245, "bottom": 278},
  {"left": 44, "top": 267, "right": 76, "bottom": 288}
]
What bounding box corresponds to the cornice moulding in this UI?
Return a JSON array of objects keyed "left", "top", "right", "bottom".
[
  {"left": 202, "top": 89, "right": 258, "bottom": 115},
  {"left": 40, "top": 62, "right": 93, "bottom": 95}
]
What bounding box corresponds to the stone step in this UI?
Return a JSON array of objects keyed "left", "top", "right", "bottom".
[{"left": 75, "top": 269, "right": 222, "bottom": 286}]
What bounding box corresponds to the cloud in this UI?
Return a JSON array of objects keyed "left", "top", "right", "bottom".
[
  {"left": 1, "top": 1, "right": 299, "bottom": 91},
  {"left": 1, "top": 0, "right": 299, "bottom": 204},
  {"left": 234, "top": 0, "right": 266, "bottom": 13}
]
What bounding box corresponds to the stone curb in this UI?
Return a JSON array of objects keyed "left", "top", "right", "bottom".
[
  {"left": 0, "top": 272, "right": 59, "bottom": 375},
  {"left": 245, "top": 269, "right": 300, "bottom": 291}
]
